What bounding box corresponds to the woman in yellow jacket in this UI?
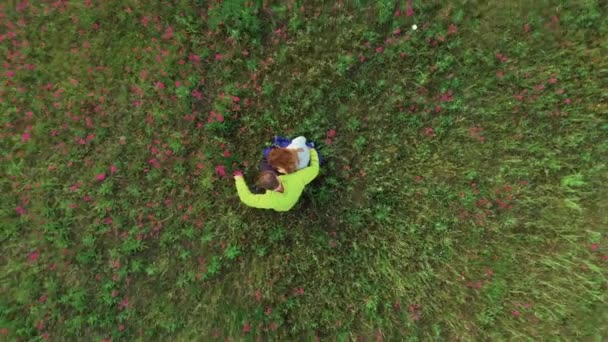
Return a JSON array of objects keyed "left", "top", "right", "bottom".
[{"left": 233, "top": 149, "right": 320, "bottom": 211}]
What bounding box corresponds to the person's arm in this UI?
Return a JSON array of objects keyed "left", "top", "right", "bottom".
[
  {"left": 294, "top": 149, "right": 319, "bottom": 185},
  {"left": 234, "top": 176, "right": 275, "bottom": 209}
]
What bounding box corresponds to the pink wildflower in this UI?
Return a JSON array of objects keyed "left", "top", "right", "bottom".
[
  {"left": 215, "top": 165, "right": 226, "bottom": 177},
  {"left": 162, "top": 26, "right": 173, "bottom": 40},
  {"left": 28, "top": 250, "right": 40, "bottom": 263},
  {"left": 192, "top": 90, "right": 202, "bottom": 100},
  {"left": 119, "top": 297, "right": 129, "bottom": 309},
  {"left": 406, "top": 0, "right": 414, "bottom": 16}
]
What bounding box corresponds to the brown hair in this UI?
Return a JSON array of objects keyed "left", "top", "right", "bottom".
[
  {"left": 256, "top": 170, "right": 280, "bottom": 190},
  {"left": 268, "top": 148, "right": 299, "bottom": 173}
]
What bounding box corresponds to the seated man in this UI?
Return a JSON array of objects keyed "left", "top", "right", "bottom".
[{"left": 233, "top": 149, "right": 319, "bottom": 212}]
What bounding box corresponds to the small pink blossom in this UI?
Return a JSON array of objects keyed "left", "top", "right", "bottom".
[
  {"left": 16, "top": 206, "right": 26, "bottom": 215},
  {"left": 28, "top": 250, "right": 40, "bottom": 263},
  {"left": 242, "top": 322, "right": 251, "bottom": 333},
  {"left": 563, "top": 98, "right": 571, "bottom": 104},
  {"left": 119, "top": 297, "right": 129, "bottom": 309},
  {"left": 495, "top": 53, "right": 508, "bottom": 63},
  {"left": 109, "top": 165, "right": 118, "bottom": 174},
  {"left": 22, "top": 132, "right": 31, "bottom": 142},
  {"left": 162, "top": 26, "right": 173, "bottom": 40},
  {"left": 214, "top": 53, "right": 223, "bottom": 61},
  {"left": 95, "top": 173, "right": 106, "bottom": 181},
  {"left": 406, "top": 0, "right": 414, "bottom": 16},
  {"left": 192, "top": 90, "right": 202, "bottom": 100},
  {"left": 590, "top": 244, "right": 600, "bottom": 251},
  {"left": 448, "top": 24, "right": 458, "bottom": 35},
  {"left": 328, "top": 129, "right": 336, "bottom": 138},
  {"left": 511, "top": 310, "right": 521, "bottom": 317},
  {"left": 215, "top": 165, "right": 226, "bottom": 177}
]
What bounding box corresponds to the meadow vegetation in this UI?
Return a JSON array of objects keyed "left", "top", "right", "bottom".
[{"left": 1, "top": 0, "right": 607, "bottom": 340}]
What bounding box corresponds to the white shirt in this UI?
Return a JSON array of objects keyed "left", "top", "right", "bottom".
[{"left": 286, "top": 136, "right": 310, "bottom": 170}]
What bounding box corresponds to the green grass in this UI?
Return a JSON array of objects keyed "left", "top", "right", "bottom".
[{"left": 1, "top": 0, "right": 607, "bottom": 340}]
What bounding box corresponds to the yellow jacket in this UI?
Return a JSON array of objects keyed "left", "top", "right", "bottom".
[{"left": 234, "top": 149, "right": 319, "bottom": 211}]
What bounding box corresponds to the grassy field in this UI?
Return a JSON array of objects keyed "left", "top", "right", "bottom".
[{"left": 1, "top": 0, "right": 607, "bottom": 340}]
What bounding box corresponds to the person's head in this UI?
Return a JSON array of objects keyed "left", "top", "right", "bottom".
[
  {"left": 256, "top": 170, "right": 282, "bottom": 191},
  {"left": 268, "top": 148, "right": 298, "bottom": 174}
]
